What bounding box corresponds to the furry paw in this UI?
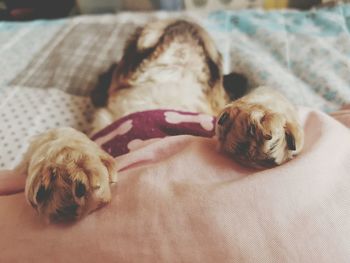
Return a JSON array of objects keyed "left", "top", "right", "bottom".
[
  {"left": 22, "top": 128, "right": 117, "bottom": 222},
  {"left": 216, "top": 102, "right": 303, "bottom": 168},
  {"left": 137, "top": 19, "right": 171, "bottom": 51}
]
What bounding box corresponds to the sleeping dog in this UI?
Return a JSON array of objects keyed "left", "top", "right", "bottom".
[{"left": 16, "top": 19, "right": 304, "bottom": 222}]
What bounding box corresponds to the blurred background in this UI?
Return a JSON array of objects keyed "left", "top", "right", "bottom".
[{"left": 0, "top": 0, "right": 346, "bottom": 20}]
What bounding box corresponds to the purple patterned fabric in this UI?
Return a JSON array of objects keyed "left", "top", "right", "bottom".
[{"left": 91, "top": 110, "right": 216, "bottom": 157}]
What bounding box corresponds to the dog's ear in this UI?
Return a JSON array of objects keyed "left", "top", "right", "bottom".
[{"left": 223, "top": 72, "right": 249, "bottom": 101}]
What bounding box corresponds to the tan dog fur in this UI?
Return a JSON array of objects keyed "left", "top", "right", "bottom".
[{"left": 216, "top": 87, "right": 304, "bottom": 168}]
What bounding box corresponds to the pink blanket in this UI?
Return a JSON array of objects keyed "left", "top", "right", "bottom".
[{"left": 0, "top": 107, "right": 350, "bottom": 262}]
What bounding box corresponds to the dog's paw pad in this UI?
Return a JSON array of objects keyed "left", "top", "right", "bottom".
[
  {"left": 24, "top": 128, "right": 118, "bottom": 222},
  {"left": 216, "top": 104, "right": 303, "bottom": 168}
]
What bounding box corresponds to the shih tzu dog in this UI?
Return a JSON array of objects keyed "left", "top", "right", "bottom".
[{"left": 16, "top": 19, "right": 304, "bottom": 222}]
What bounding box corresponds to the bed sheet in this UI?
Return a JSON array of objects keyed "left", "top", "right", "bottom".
[{"left": 0, "top": 107, "right": 350, "bottom": 262}]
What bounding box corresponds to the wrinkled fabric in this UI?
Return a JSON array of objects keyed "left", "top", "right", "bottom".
[{"left": 0, "top": 107, "right": 349, "bottom": 262}]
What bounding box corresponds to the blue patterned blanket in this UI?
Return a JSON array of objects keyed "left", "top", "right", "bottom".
[{"left": 206, "top": 4, "right": 350, "bottom": 112}]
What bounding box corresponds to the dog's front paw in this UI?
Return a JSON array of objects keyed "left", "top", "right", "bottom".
[
  {"left": 216, "top": 102, "right": 303, "bottom": 168},
  {"left": 23, "top": 128, "right": 117, "bottom": 222}
]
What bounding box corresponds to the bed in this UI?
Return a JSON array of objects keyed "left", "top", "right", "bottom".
[{"left": 0, "top": 4, "right": 350, "bottom": 262}]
